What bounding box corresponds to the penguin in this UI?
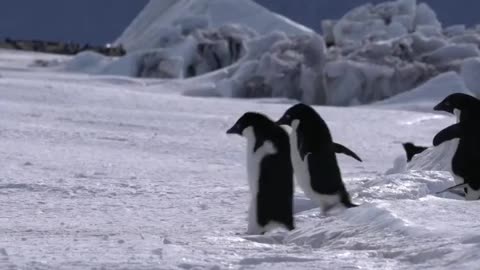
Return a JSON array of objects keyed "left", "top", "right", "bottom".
[
  {"left": 432, "top": 119, "right": 480, "bottom": 200},
  {"left": 276, "top": 103, "right": 358, "bottom": 213},
  {"left": 226, "top": 112, "right": 294, "bottom": 234},
  {"left": 433, "top": 93, "right": 480, "bottom": 200},
  {"left": 402, "top": 142, "right": 428, "bottom": 162}
]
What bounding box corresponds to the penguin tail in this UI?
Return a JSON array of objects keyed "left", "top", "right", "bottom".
[{"left": 340, "top": 191, "right": 358, "bottom": 208}]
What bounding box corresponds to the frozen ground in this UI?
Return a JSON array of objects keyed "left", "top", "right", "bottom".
[{"left": 0, "top": 49, "right": 480, "bottom": 269}]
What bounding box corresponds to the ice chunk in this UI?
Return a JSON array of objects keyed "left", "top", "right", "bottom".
[
  {"left": 460, "top": 57, "right": 480, "bottom": 96},
  {"left": 409, "top": 33, "right": 447, "bottom": 56},
  {"left": 375, "top": 71, "right": 473, "bottom": 112},
  {"left": 116, "top": 0, "right": 313, "bottom": 52},
  {"left": 414, "top": 3, "right": 441, "bottom": 30},
  {"left": 443, "top": 25, "right": 467, "bottom": 38},
  {"left": 421, "top": 44, "right": 480, "bottom": 67}
]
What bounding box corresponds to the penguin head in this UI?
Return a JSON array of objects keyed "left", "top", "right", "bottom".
[
  {"left": 276, "top": 103, "right": 313, "bottom": 126},
  {"left": 226, "top": 112, "right": 272, "bottom": 136},
  {"left": 433, "top": 93, "right": 479, "bottom": 114}
]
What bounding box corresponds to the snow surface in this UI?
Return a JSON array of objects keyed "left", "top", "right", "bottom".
[{"left": 1, "top": 49, "right": 480, "bottom": 269}]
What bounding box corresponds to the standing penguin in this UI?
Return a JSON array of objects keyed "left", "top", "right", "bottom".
[
  {"left": 433, "top": 93, "right": 480, "bottom": 200},
  {"left": 276, "top": 103, "right": 357, "bottom": 213},
  {"left": 227, "top": 112, "right": 294, "bottom": 234},
  {"left": 432, "top": 119, "right": 480, "bottom": 200}
]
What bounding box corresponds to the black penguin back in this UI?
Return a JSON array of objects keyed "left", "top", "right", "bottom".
[
  {"left": 296, "top": 107, "right": 352, "bottom": 202},
  {"left": 452, "top": 120, "right": 480, "bottom": 190},
  {"left": 254, "top": 116, "right": 295, "bottom": 230}
]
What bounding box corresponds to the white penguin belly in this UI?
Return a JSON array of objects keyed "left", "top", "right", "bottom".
[
  {"left": 450, "top": 109, "right": 462, "bottom": 184},
  {"left": 448, "top": 109, "right": 472, "bottom": 199},
  {"left": 289, "top": 121, "right": 340, "bottom": 210},
  {"left": 447, "top": 138, "right": 462, "bottom": 184},
  {"left": 243, "top": 127, "right": 277, "bottom": 234},
  {"left": 289, "top": 121, "right": 307, "bottom": 189}
]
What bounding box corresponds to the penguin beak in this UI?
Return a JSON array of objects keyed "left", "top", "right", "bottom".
[
  {"left": 226, "top": 124, "right": 241, "bottom": 135},
  {"left": 433, "top": 103, "right": 445, "bottom": 112},
  {"left": 433, "top": 102, "right": 453, "bottom": 114},
  {"left": 276, "top": 115, "right": 291, "bottom": 126}
]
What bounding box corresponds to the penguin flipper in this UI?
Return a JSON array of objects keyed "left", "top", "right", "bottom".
[
  {"left": 436, "top": 183, "right": 469, "bottom": 194},
  {"left": 433, "top": 124, "right": 462, "bottom": 146},
  {"left": 333, "top": 143, "right": 363, "bottom": 162}
]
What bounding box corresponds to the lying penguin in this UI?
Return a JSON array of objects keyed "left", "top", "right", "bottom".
[
  {"left": 227, "top": 112, "right": 294, "bottom": 234},
  {"left": 433, "top": 93, "right": 480, "bottom": 200},
  {"left": 276, "top": 103, "right": 358, "bottom": 213}
]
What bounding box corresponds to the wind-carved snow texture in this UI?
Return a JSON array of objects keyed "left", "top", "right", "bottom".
[
  {"left": 3, "top": 50, "right": 480, "bottom": 269},
  {"left": 58, "top": 0, "right": 480, "bottom": 107}
]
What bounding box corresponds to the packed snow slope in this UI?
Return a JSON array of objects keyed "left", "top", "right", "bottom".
[{"left": 1, "top": 49, "right": 480, "bottom": 269}]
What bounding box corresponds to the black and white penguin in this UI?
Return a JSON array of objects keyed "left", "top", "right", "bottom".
[
  {"left": 402, "top": 142, "right": 428, "bottom": 162},
  {"left": 433, "top": 119, "right": 480, "bottom": 200},
  {"left": 276, "top": 103, "right": 357, "bottom": 213},
  {"left": 433, "top": 93, "right": 480, "bottom": 200},
  {"left": 227, "top": 112, "right": 294, "bottom": 234}
]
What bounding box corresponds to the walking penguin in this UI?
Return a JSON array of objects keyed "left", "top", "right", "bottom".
[{"left": 276, "top": 103, "right": 358, "bottom": 213}]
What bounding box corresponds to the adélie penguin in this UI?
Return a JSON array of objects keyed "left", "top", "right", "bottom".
[
  {"left": 276, "top": 103, "right": 358, "bottom": 213},
  {"left": 227, "top": 112, "right": 294, "bottom": 234},
  {"left": 433, "top": 93, "right": 480, "bottom": 200}
]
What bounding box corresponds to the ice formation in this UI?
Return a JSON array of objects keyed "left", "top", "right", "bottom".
[
  {"left": 374, "top": 71, "right": 473, "bottom": 112},
  {"left": 62, "top": 0, "right": 480, "bottom": 106}
]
